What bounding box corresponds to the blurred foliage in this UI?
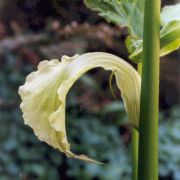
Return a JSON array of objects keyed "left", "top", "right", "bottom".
[
  {"left": 0, "top": 55, "right": 180, "bottom": 179},
  {"left": 0, "top": 0, "right": 179, "bottom": 179},
  {"left": 66, "top": 115, "right": 131, "bottom": 180},
  {"left": 159, "top": 106, "right": 180, "bottom": 180}
]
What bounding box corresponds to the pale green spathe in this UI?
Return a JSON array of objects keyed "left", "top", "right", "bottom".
[{"left": 19, "top": 52, "right": 141, "bottom": 163}]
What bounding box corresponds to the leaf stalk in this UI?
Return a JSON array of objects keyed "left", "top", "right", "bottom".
[{"left": 138, "top": 0, "right": 160, "bottom": 179}]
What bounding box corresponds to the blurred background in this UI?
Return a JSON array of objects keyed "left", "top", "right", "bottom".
[{"left": 0, "top": 0, "right": 179, "bottom": 179}]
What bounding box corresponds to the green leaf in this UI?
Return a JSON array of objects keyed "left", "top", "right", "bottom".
[
  {"left": 125, "top": 3, "right": 180, "bottom": 62},
  {"left": 125, "top": 36, "right": 143, "bottom": 62},
  {"left": 125, "top": 36, "right": 142, "bottom": 55},
  {"left": 161, "top": 3, "right": 180, "bottom": 26},
  {"left": 160, "top": 20, "right": 180, "bottom": 56},
  {"left": 84, "top": 1, "right": 180, "bottom": 62},
  {"left": 84, "top": 0, "right": 144, "bottom": 38},
  {"left": 126, "top": 20, "right": 180, "bottom": 63}
]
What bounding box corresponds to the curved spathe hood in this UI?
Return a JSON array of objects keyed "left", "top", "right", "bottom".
[{"left": 19, "top": 52, "right": 141, "bottom": 163}]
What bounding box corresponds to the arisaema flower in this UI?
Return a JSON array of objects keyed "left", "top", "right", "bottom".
[{"left": 19, "top": 52, "right": 141, "bottom": 163}]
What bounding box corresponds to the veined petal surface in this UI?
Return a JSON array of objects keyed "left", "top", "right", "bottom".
[{"left": 19, "top": 52, "right": 141, "bottom": 163}]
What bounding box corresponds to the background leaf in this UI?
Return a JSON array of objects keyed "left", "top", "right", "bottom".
[
  {"left": 160, "top": 20, "right": 180, "bottom": 56},
  {"left": 84, "top": 1, "right": 180, "bottom": 62},
  {"left": 161, "top": 3, "right": 180, "bottom": 26},
  {"left": 127, "top": 21, "right": 180, "bottom": 62},
  {"left": 84, "top": 0, "right": 144, "bottom": 38}
]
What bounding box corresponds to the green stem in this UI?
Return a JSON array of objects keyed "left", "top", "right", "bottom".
[
  {"left": 132, "top": 128, "right": 138, "bottom": 180},
  {"left": 131, "top": 63, "right": 142, "bottom": 180},
  {"left": 137, "top": 63, "right": 142, "bottom": 76},
  {"left": 138, "top": 0, "right": 160, "bottom": 179}
]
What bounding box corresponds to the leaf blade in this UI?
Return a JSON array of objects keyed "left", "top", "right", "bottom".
[{"left": 84, "top": 0, "right": 144, "bottom": 37}]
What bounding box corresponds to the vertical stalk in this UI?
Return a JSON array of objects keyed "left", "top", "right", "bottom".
[
  {"left": 131, "top": 63, "right": 142, "bottom": 180},
  {"left": 137, "top": 63, "right": 142, "bottom": 75},
  {"left": 138, "top": 0, "right": 160, "bottom": 179},
  {"left": 132, "top": 128, "right": 138, "bottom": 180}
]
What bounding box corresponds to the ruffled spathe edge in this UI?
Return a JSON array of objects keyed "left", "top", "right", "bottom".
[{"left": 19, "top": 52, "right": 141, "bottom": 164}]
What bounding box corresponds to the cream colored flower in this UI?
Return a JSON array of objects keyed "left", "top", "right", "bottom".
[{"left": 19, "top": 52, "right": 141, "bottom": 163}]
